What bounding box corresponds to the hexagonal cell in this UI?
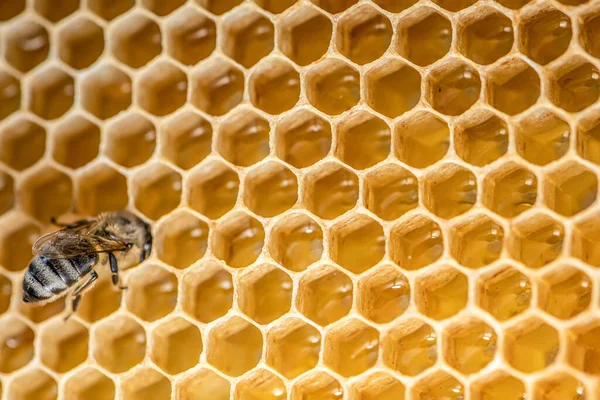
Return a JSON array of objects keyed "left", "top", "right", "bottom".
[
  {"left": 577, "top": 109, "right": 600, "bottom": 165},
  {"left": 92, "top": 315, "right": 146, "bottom": 373},
  {"left": 324, "top": 318, "right": 379, "bottom": 377},
  {"left": 482, "top": 161, "right": 538, "bottom": 218},
  {"left": 142, "top": 0, "right": 186, "bottom": 15},
  {"left": 544, "top": 160, "right": 597, "bottom": 217},
  {"left": 104, "top": 113, "right": 156, "bottom": 168},
  {"left": 58, "top": 16, "right": 103, "bottom": 70},
  {"left": 136, "top": 60, "right": 188, "bottom": 117},
  {"left": 234, "top": 369, "right": 286, "bottom": 400},
  {"left": 187, "top": 159, "right": 239, "bottom": 219},
  {"left": 336, "top": 4, "right": 392, "bottom": 65},
  {"left": 8, "top": 369, "right": 57, "bottom": 400},
  {"left": 311, "top": 0, "right": 357, "bottom": 13},
  {"left": 415, "top": 265, "right": 468, "bottom": 320},
  {"left": 450, "top": 213, "right": 504, "bottom": 269},
  {"left": 443, "top": 317, "right": 497, "bottom": 375},
  {"left": 110, "top": 12, "right": 161, "bottom": 69},
  {"left": 427, "top": 59, "right": 481, "bottom": 116},
  {"left": 165, "top": 7, "right": 216, "bottom": 66},
  {"left": 396, "top": 7, "right": 452, "bottom": 67},
  {"left": 126, "top": 264, "right": 178, "bottom": 321},
  {"left": 357, "top": 264, "right": 410, "bottom": 324},
  {"left": 196, "top": 0, "right": 243, "bottom": 15},
  {"left": 266, "top": 317, "right": 321, "bottom": 379},
  {"left": 486, "top": 57, "right": 540, "bottom": 116},
  {"left": 470, "top": 370, "right": 526, "bottom": 400},
  {"left": 207, "top": 316, "right": 263, "bottom": 377},
  {"left": 297, "top": 266, "right": 353, "bottom": 326},
  {"left": 458, "top": 9, "right": 513, "bottom": 65},
  {"left": 191, "top": 57, "right": 244, "bottom": 116},
  {"left": 131, "top": 163, "right": 182, "bottom": 220},
  {"left": 278, "top": 5, "right": 332, "bottom": 67},
  {"left": 411, "top": 370, "right": 464, "bottom": 399},
  {"left": 275, "top": 109, "right": 332, "bottom": 169},
  {"left": 222, "top": 7, "right": 274, "bottom": 68},
  {"left": 373, "top": 0, "right": 417, "bottom": 12},
  {"left": 27, "top": 66, "right": 75, "bottom": 120},
  {"left": 238, "top": 263, "right": 292, "bottom": 324},
  {"left": 582, "top": 11, "right": 600, "bottom": 59},
  {"left": 394, "top": 110, "right": 449, "bottom": 169},
  {"left": 0, "top": 0, "right": 24, "bottom": 21},
  {"left": 454, "top": 109, "right": 508, "bottom": 167},
  {"left": 76, "top": 163, "right": 128, "bottom": 215},
  {"left": 216, "top": 108, "right": 269, "bottom": 167},
  {"left": 364, "top": 59, "right": 421, "bottom": 119},
  {"left": 508, "top": 212, "right": 565, "bottom": 269},
  {"left": 0, "top": 69, "right": 20, "bottom": 120},
  {"left": 363, "top": 164, "right": 418, "bottom": 221},
  {"left": 532, "top": 372, "right": 586, "bottom": 400},
  {"left": 433, "top": 0, "right": 476, "bottom": 11},
  {"left": 389, "top": 213, "right": 443, "bottom": 271},
  {"left": 496, "top": 0, "right": 531, "bottom": 8},
  {"left": 40, "top": 319, "right": 88, "bottom": 373},
  {"left": 255, "top": 0, "right": 296, "bottom": 13},
  {"left": 519, "top": 7, "right": 572, "bottom": 66},
  {"left": 176, "top": 368, "right": 230, "bottom": 400},
  {"left": 212, "top": 212, "right": 265, "bottom": 268},
  {"left": 538, "top": 264, "right": 591, "bottom": 320},
  {"left": 351, "top": 372, "right": 405, "bottom": 400},
  {"left": 80, "top": 64, "right": 132, "bottom": 120},
  {"left": 504, "top": 317, "right": 559, "bottom": 373},
  {"left": 121, "top": 368, "right": 171, "bottom": 400},
  {"left": 182, "top": 260, "right": 233, "bottom": 323},
  {"left": 330, "top": 213, "right": 385, "bottom": 274},
  {"left": 290, "top": 371, "right": 343, "bottom": 400},
  {"left": 549, "top": 58, "right": 600, "bottom": 113},
  {"left": 18, "top": 296, "right": 65, "bottom": 324},
  {"left": 303, "top": 162, "right": 359, "bottom": 220},
  {"left": 151, "top": 317, "right": 202, "bottom": 375},
  {"left": 516, "top": 108, "right": 569, "bottom": 166},
  {"left": 249, "top": 57, "right": 300, "bottom": 115},
  {"left": 245, "top": 162, "right": 298, "bottom": 217},
  {"left": 422, "top": 163, "right": 477, "bottom": 219},
  {"left": 572, "top": 212, "right": 600, "bottom": 267},
  {"left": 160, "top": 110, "right": 212, "bottom": 170},
  {"left": 566, "top": 320, "right": 600, "bottom": 374},
  {"left": 51, "top": 115, "right": 100, "bottom": 170},
  {"left": 306, "top": 58, "right": 360, "bottom": 115},
  {"left": 0, "top": 213, "right": 40, "bottom": 272},
  {"left": 4, "top": 19, "right": 49, "bottom": 72},
  {"left": 476, "top": 264, "right": 532, "bottom": 321},
  {"left": 88, "top": 0, "right": 134, "bottom": 20},
  {"left": 0, "top": 316, "right": 34, "bottom": 373},
  {"left": 269, "top": 213, "right": 324, "bottom": 272},
  {"left": 156, "top": 211, "right": 208, "bottom": 269},
  {"left": 0, "top": 273, "right": 11, "bottom": 315},
  {"left": 75, "top": 277, "right": 121, "bottom": 323},
  {"left": 64, "top": 368, "right": 115, "bottom": 400},
  {"left": 0, "top": 117, "right": 45, "bottom": 172}
]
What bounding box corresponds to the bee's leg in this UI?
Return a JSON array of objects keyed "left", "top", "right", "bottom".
[
  {"left": 108, "top": 252, "right": 127, "bottom": 290},
  {"left": 64, "top": 270, "right": 98, "bottom": 321}
]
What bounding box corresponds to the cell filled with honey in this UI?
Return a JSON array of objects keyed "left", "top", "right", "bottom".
[
  {"left": 471, "top": 371, "right": 527, "bottom": 400},
  {"left": 211, "top": 211, "right": 265, "bottom": 269},
  {"left": 389, "top": 213, "right": 444, "bottom": 271},
  {"left": 476, "top": 264, "right": 532, "bottom": 321},
  {"left": 136, "top": 61, "right": 188, "bottom": 117},
  {"left": 443, "top": 317, "right": 497, "bottom": 375},
  {"left": 410, "top": 370, "right": 464, "bottom": 400},
  {"left": 548, "top": 58, "right": 600, "bottom": 113},
  {"left": 249, "top": 57, "right": 300, "bottom": 115},
  {"left": 396, "top": 7, "right": 451, "bottom": 67},
  {"left": 151, "top": 317, "right": 202, "bottom": 375},
  {"left": 234, "top": 369, "right": 287, "bottom": 400},
  {"left": 486, "top": 57, "right": 540, "bottom": 116},
  {"left": 269, "top": 212, "right": 323, "bottom": 272},
  {"left": 155, "top": 210, "right": 209, "bottom": 269},
  {"left": 302, "top": 162, "right": 359, "bottom": 220},
  {"left": 186, "top": 159, "right": 239, "bottom": 220},
  {"left": 222, "top": 7, "right": 274, "bottom": 68},
  {"left": 482, "top": 161, "right": 537, "bottom": 218},
  {"left": 458, "top": 8, "right": 514, "bottom": 65},
  {"left": 427, "top": 59, "right": 481, "bottom": 116},
  {"left": 216, "top": 107, "right": 270, "bottom": 167},
  {"left": 519, "top": 7, "right": 572, "bottom": 66},
  {"left": 165, "top": 7, "right": 216, "bottom": 66},
  {"left": 422, "top": 163, "right": 477, "bottom": 219},
  {"left": 39, "top": 319, "right": 88, "bottom": 373},
  {"left": 182, "top": 260, "right": 233, "bottom": 323},
  {"left": 125, "top": 264, "right": 178, "bottom": 322},
  {"left": 382, "top": 318, "right": 437, "bottom": 376},
  {"left": 537, "top": 264, "right": 592, "bottom": 320},
  {"left": 565, "top": 320, "right": 600, "bottom": 374},
  {"left": 58, "top": 16, "right": 104, "bottom": 70},
  {"left": 395, "top": 111, "right": 450, "bottom": 169},
  {"left": 290, "top": 371, "right": 344, "bottom": 400},
  {"left": 121, "top": 368, "right": 171, "bottom": 400},
  {"left": 504, "top": 316, "right": 560, "bottom": 373},
  {"left": 190, "top": 57, "right": 244, "bottom": 116},
  {"left": 357, "top": 264, "right": 410, "bottom": 324},
  {"left": 508, "top": 211, "right": 565, "bottom": 269},
  {"left": 415, "top": 265, "right": 469, "bottom": 320},
  {"left": 350, "top": 372, "right": 405, "bottom": 400},
  {"left": 110, "top": 12, "right": 162, "bottom": 69},
  {"left": 243, "top": 161, "right": 298, "bottom": 217},
  {"left": 306, "top": 58, "right": 360, "bottom": 115}
]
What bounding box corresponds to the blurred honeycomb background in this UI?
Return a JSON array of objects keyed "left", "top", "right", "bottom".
[{"left": 0, "top": 0, "right": 599, "bottom": 398}]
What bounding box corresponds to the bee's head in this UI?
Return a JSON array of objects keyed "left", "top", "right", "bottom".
[{"left": 106, "top": 211, "right": 153, "bottom": 262}]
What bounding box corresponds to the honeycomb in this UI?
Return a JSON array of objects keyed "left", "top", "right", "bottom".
[{"left": 0, "top": 0, "right": 599, "bottom": 399}]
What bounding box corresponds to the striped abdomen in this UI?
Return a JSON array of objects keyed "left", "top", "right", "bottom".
[{"left": 22, "top": 254, "right": 98, "bottom": 303}]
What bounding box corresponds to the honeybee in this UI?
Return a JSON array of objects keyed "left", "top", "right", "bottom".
[{"left": 22, "top": 211, "right": 152, "bottom": 318}]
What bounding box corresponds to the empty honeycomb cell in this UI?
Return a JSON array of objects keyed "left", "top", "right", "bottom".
[
  {"left": 217, "top": 108, "right": 270, "bottom": 167},
  {"left": 508, "top": 211, "right": 565, "bottom": 268},
  {"left": 51, "top": 115, "right": 100, "bottom": 170},
  {"left": 126, "top": 264, "right": 178, "bottom": 321},
  {"left": 92, "top": 315, "right": 146, "bottom": 373},
  {"left": 222, "top": 7, "right": 274, "bottom": 69},
  {"left": 186, "top": 159, "right": 240, "bottom": 219},
  {"left": 516, "top": 108, "right": 570, "bottom": 166},
  {"left": 329, "top": 213, "right": 385, "bottom": 274},
  {"left": 323, "top": 318, "right": 379, "bottom": 377},
  {"left": 303, "top": 162, "right": 359, "bottom": 220},
  {"left": 76, "top": 163, "right": 128, "bottom": 215},
  {"left": 28, "top": 66, "right": 75, "bottom": 120},
  {"left": 196, "top": 0, "right": 243, "bottom": 15},
  {"left": 476, "top": 264, "right": 532, "bottom": 321},
  {"left": 0, "top": 69, "right": 20, "bottom": 120},
  {"left": 160, "top": 110, "right": 212, "bottom": 170},
  {"left": 58, "top": 16, "right": 104, "bottom": 70},
  {"left": 249, "top": 57, "right": 301, "bottom": 114},
  {"left": 538, "top": 264, "right": 591, "bottom": 320},
  {"left": 121, "top": 368, "right": 171, "bottom": 400},
  {"left": 297, "top": 265, "right": 353, "bottom": 326},
  {"left": 450, "top": 213, "right": 504, "bottom": 269},
  {"left": 132, "top": 163, "right": 182, "bottom": 220},
  {"left": 0, "top": 316, "right": 34, "bottom": 373},
  {"left": 64, "top": 368, "right": 115, "bottom": 400},
  {"left": 142, "top": 0, "right": 185, "bottom": 16},
  {"left": 544, "top": 160, "right": 597, "bottom": 216},
  {"left": 212, "top": 212, "right": 265, "bottom": 268},
  {"left": 277, "top": 5, "right": 332, "bottom": 67},
  {"left": 182, "top": 260, "right": 233, "bottom": 323},
  {"left": 0, "top": 0, "right": 24, "bottom": 21},
  {"left": 443, "top": 317, "right": 497, "bottom": 375},
  {"left": 458, "top": 9, "right": 514, "bottom": 65},
  {"left": 275, "top": 109, "right": 332, "bottom": 169},
  {"left": 269, "top": 212, "right": 324, "bottom": 272},
  {"left": 0, "top": 170, "right": 13, "bottom": 217},
  {"left": 548, "top": 58, "right": 600, "bottom": 113},
  {"left": 177, "top": 368, "right": 230, "bottom": 400},
  {"left": 582, "top": 11, "right": 600, "bottom": 59},
  {"left": 0, "top": 213, "right": 40, "bottom": 272},
  {"left": 396, "top": 7, "right": 452, "bottom": 67},
  {"left": 487, "top": 58, "right": 541, "bottom": 116},
  {"left": 156, "top": 211, "right": 208, "bottom": 269},
  {"left": 18, "top": 296, "right": 65, "bottom": 324},
  {"left": 395, "top": 111, "right": 449, "bottom": 169},
  {"left": 165, "top": 7, "right": 216, "bottom": 66},
  {"left": 290, "top": 370, "right": 343, "bottom": 400},
  {"left": 382, "top": 318, "right": 437, "bottom": 376},
  {"left": 234, "top": 369, "right": 287, "bottom": 400},
  {"left": 415, "top": 265, "right": 469, "bottom": 320},
  {"left": 254, "top": 0, "right": 296, "bottom": 13},
  {"left": 306, "top": 58, "right": 360, "bottom": 115},
  {"left": 389, "top": 213, "right": 444, "bottom": 271},
  {"left": 422, "top": 163, "right": 477, "bottom": 219},
  {"left": 366, "top": 62, "right": 421, "bottom": 123},
  {"left": 336, "top": 4, "right": 392, "bottom": 65},
  {"left": 18, "top": 165, "right": 73, "bottom": 223},
  {"left": 363, "top": 164, "right": 418, "bottom": 221},
  {"left": 191, "top": 57, "right": 244, "bottom": 116},
  {"left": 151, "top": 316, "right": 202, "bottom": 375},
  {"left": 34, "top": 0, "right": 78, "bottom": 23},
  {"left": 533, "top": 372, "right": 586, "bottom": 400},
  {"left": 411, "top": 370, "right": 464, "bottom": 399},
  {"left": 136, "top": 61, "right": 188, "bottom": 117},
  {"left": 519, "top": 8, "right": 572, "bottom": 66},
  {"left": 266, "top": 317, "right": 321, "bottom": 378},
  {"left": 427, "top": 59, "right": 481, "bottom": 116},
  {"left": 357, "top": 264, "right": 410, "bottom": 324},
  {"left": 238, "top": 263, "right": 293, "bottom": 324},
  {"left": 75, "top": 277, "right": 121, "bottom": 323},
  {"left": 80, "top": 63, "right": 132, "bottom": 120},
  {"left": 0, "top": 117, "right": 45, "bottom": 172},
  {"left": 470, "top": 370, "right": 526, "bottom": 400},
  {"left": 88, "top": 0, "right": 134, "bottom": 20},
  {"left": 9, "top": 369, "right": 57, "bottom": 400},
  {"left": 572, "top": 212, "right": 600, "bottom": 267},
  {"left": 454, "top": 109, "right": 508, "bottom": 167},
  {"left": 4, "top": 20, "right": 49, "bottom": 73},
  {"left": 504, "top": 317, "right": 559, "bottom": 373},
  {"left": 39, "top": 319, "right": 88, "bottom": 373},
  {"left": 351, "top": 372, "right": 405, "bottom": 400},
  {"left": 110, "top": 13, "right": 162, "bottom": 69},
  {"left": 104, "top": 113, "right": 156, "bottom": 168},
  {"left": 482, "top": 161, "right": 538, "bottom": 219},
  {"left": 207, "top": 316, "right": 263, "bottom": 377},
  {"left": 566, "top": 320, "right": 600, "bottom": 374},
  {"left": 0, "top": 273, "right": 11, "bottom": 314}
]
